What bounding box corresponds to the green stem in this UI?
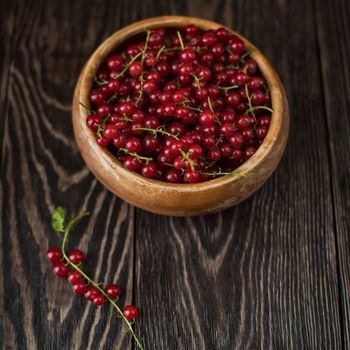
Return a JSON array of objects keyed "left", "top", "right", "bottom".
[
  {"left": 136, "top": 73, "right": 146, "bottom": 105},
  {"left": 79, "top": 102, "right": 95, "bottom": 114},
  {"left": 207, "top": 97, "right": 214, "bottom": 113},
  {"left": 244, "top": 84, "right": 256, "bottom": 122},
  {"left": 180, "top": 150, "right": 195, "bottom": 172},
  {"left": 141, "top": 30, "right": 151, "bottom": 64},
  {"left": 217, "top": 85, "right": 239, "bottom": 91},
  {"left": 240, "top": 51, "right": 250, "bottom": 62},
  {"left": 250, "top": 105, "right": 273, "bottom": 113},
  {"left": 60, "top": 213, "right": 144, "bottom": 350},
  {"left": 179, "top": 100, "right": 203, "bottom": 113},
  {"left": 96, "top": 115, "right": 110, "bottom": 138},
  {"left": 107, "top": 93, "right": 117, "bottom": 104},
  {"left": 116, "top": 52, "right": 142, "bottom": 79},
  {"left": 119, "top": 148, "right": 153, "bottom": 162},
  {"left": 177, "top": 31, "right": 184, "bottom": 50},
  {"left": 134, "top": 127, "right": 179, "bottom": 140}
]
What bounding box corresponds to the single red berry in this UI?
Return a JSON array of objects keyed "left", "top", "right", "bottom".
[
  {"left": 47, "top": 247, "right": 62, "bottom": 264},
  {"left": 105, "top": 284, "right": 122, "bottom": 299},
  {"left": 123, "top": 305, "right": 139, "bottom": 320},
  {"left": 188, "top": 144, "right": 203, "bottom": 159},
  {"left": 68, "top": 249, "right": 85, "bottom": 265},
  {"left": 244, "top": 146, "right": 257, "bottom": 159},
  {"left": 73, "top": 283, "right": 87, "bottom": 295},
  {"left": 68, "top": 270, "right": 84, "bottom": 285},
  {"left": 93, "top": 294, "right": 105, "bottom": 306},
  {"left": 103, "top": 124, "right": 119, "bottom": 140},
  {"left": 53, "top": 261, "right": 69, "bottom": 278},
  {"left": 107, "top": 55, "right": 124, "bottom": 72},
  {"left": 185, "top": 24, "right": 198, "bottom": 36},
  {"left": 129, "top": 61, "right": 144, "bottom": 77},
  {"left": 180, "top": 48, "right": 196, "bottom": 64},
  {"left": 141, "top": 163, "right": 157, "bottom": 179},
  {"left": 184, "top": 170, "right": 201, "bottom": 183},
  {"left": 124, "top": 156, "right": 142, "bottom": 171},
  {"left": 84, "top": 286, "right": 100, "bottom": 301},
  {"left": 86, "top": 114, "right": 102, "bottom": 131},
  {"left": 199, "top": 110, "right": 216, "bottom": 126},
  {"left": 97, "top": 137, "right": 109, "bottom": 148},
  {"left": 125, "top": 137, "right": 142, "bottom": 153}
]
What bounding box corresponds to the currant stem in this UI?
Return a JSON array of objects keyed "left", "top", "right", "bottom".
[
  {"left": 141, "top": 30, "right": 151, "bottom": 64},
  {"left": 116, "top": 52, "right": 142, "bottom": 79},
  {"left": 217, "top": 85, "right": 239, "bottom": 91},
  {"left": 79, "top": 102, "right": 95, "bottom": 114},
  {"left": 134, "top": 127, "right": 179, "bottom": 140},
  {"left": 119, "top": 148, "right": 153, "bottom": 162},
  {"left": 250, "top": 105, "right": 273, "bottom": 113},
  {"left": 207, "top": 97, "right": 214, "bottom": 113},
  {"left": 179, "top": 100, "right": 203, "bottom": 113},
  {"left": 92, "top": 68, "right": 108, "bottom": 86},
  {"left": 244, "top": 84, "right": 256, "bottom": 122},
  {"left": 60, "top": 212, "right": 144, "bottom": 350},
  {"left": 177, "top": 31, "right": 184, "bottom": 50},
  {"left": 96, "top": 115, "right": 110, "bottom": 138},
  {"left": 107, "top": 93, "right": 117, "bottom": 104},
  {"left": 180, "top": 150, "right": 195, "bottom": 172}
]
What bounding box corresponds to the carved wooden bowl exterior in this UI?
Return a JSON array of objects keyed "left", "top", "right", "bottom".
[{"left": 72, "top": 16, "right": 289, "bottom": 216}]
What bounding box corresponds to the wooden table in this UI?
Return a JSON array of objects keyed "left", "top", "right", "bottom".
[{"left": 1, "top": 0, "right": 349, "bottom": 349}]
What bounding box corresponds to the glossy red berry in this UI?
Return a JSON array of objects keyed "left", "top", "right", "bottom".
[
  {"left": 123, "top": 305, "right": 139, "bottom": 320},
  {"left": 47, "top": 247, "right": 62, "bottom": 264},
  {"left": 84, "top": 286, "right": 100, "bottom": 301},
  {"left": 53, "top": 261, "right": 68, "bottom": 278},
  {"left": 129, "top": 61, "right": 144, "bottom": 77},
  {"left": 68, "top": 249, "right": 85, "bottom": 265},
  {"left": 68, "top": 270, "right": 84, "bottom": 285},
  {"left": 105, "top": 284, "right": 122, "bottom": 299},
  {"left": 73, "top": 283, "right": 87, "bottom": 295},
  {"left": 93, "top": 294, "right": 105, "bottom": 306}
]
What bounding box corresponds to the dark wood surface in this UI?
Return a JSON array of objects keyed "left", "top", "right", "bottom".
[{"left": 0, "top": 0, "right": 349, "bottom": 349}]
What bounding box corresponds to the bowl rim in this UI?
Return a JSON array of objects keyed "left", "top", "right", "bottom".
[{"left": 74, "top": 15, "right": 287, "bottom": 192}]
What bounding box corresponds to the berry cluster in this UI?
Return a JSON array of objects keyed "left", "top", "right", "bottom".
[
  {"left": 85, "top": 25, "right": 272, "bottom": 183},
  {"left": 48, "top": 208, "right": 143, "bottom": 349},
  {"left": 47, "top": 246, "right": 139, "bottom": 319}
]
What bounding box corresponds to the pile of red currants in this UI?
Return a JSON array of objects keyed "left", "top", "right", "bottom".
[{"left": 85, "top": 25, "right": 272, "bottom": 183}]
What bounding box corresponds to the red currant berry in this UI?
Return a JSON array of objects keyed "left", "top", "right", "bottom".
[
  {"left": 123, "top": 305, "right": 139, "bottom": 320},
  {"left": 105, "top": 284, "right": 122, "bottom": 299},
  {"left": 141, "top": 163, "right": 157, "bottom": 179},
  {"left": 47, "top": 247, "right": 62, "bottom": 264},
  {"left": 93, "top": 294, "right": 105, "bottom": 306},
  {"left": 103, "top": 124, "right": 119, "bottom": 140},
  {"left": 68, "top": 270, "right": 84, "bottom": 285},
  {"left": 53, "top": 261, "right": 68, "bottom": 278},
  {"left": 73, "top": 283, "right": 87, "bottom": 295},
  {"left": 129, "top": 61, "right": 144, "bottom": 77},
  {"left": 184, "top": 170, "right": 201, "bottom": 183},
  {"left": 68, "top": 249, "right": 85, "bottom": 265},
  {"left": 84, "top": 286, "right": 100, "bottom": 301}
]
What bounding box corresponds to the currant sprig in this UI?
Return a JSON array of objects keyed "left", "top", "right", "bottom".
[
  {"left": 49, "top": 207, "right": 144, "bottom": 350},
  {"left": 134, "top": 126, "right": 179, "bottom": 140}
]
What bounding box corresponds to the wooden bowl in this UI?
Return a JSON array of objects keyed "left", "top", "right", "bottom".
[{"left": 72, "top": 16, "right": 289, "bottom": 216}]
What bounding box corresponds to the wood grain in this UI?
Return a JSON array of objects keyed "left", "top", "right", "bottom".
[
  {"left": 314, "top": 0, "right": 350, "bottom": 347},
  {"left": 0, "top": 0, "right": 348, "bottom": 349},
  {"left": 135, "top": 0, "right": 343, "bottom": 348},
  {"left": 0, "top": 1, "right": 136, "bottom": 349}
]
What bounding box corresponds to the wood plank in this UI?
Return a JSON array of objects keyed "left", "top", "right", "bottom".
[
  {"left": 0, "top": 1, "right": 137, "bottom": 349},
  {"left": 135, "top": 0, "right": 343, "bottom": 348},
  {"left": 314, "top": 0, "right": 350, "bottom": 347}
]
